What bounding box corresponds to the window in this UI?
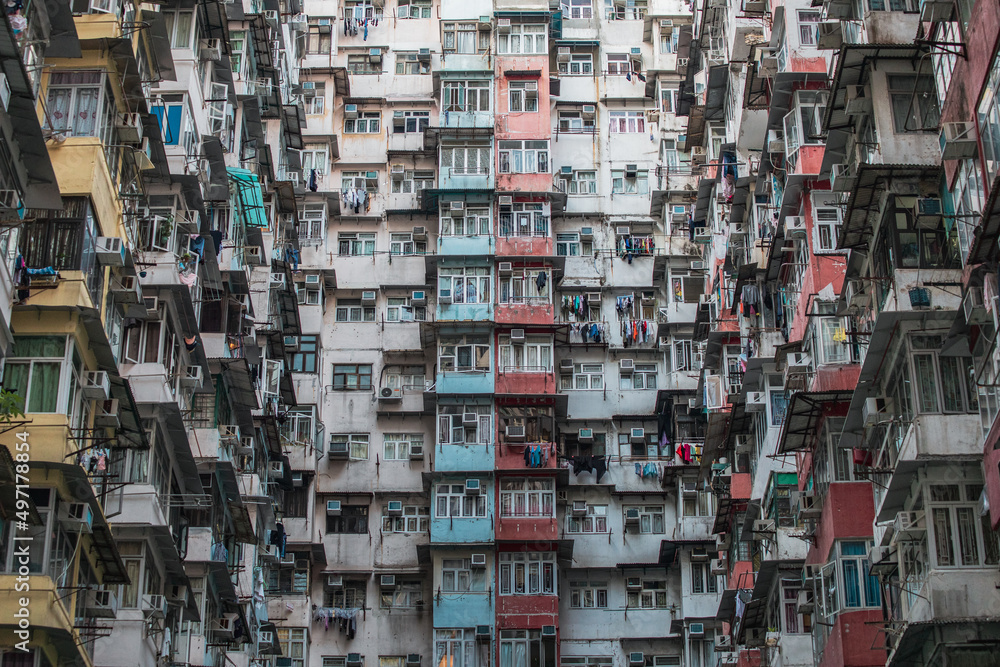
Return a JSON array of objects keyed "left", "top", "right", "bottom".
[
  {"left": 660, "top": 26, "right": 679, "bottom": 53},
  {"left": 498, "top": 203, "right": 549, "bottom": 237},
  {"left": 383, "top": 434, "right": 424, "bottom": 461},
  {"left": 556, "top": 233, "right": 594, "bottom": 256},
  {"left": 605, "top": 0, "right": 646, "bottom": 18},
  {"left": 508, "top": 81, "right": 539, "bottom": 112},
  {"left": 396, "top": 52, "right": 431, "bottom": 75},
  {"left": 626, "top": 579, "right": 667, "bottom": 608},
  {"left": 441, "top": 207, "right": 490, "bottom": 236},
  {"left": 397, "top": 0, "right": 432, "bottom": 17},
  {"left": 558, "top": 111, "right": 595, "bottom": 133},
  {"left": 889, "top": 74, "right": 941, "bottom": 132},
  {"left": 497, "top": 24, "right": 547, "bottom": 54},
  {"left": 562, "top": 658, "right": 613, "bottom": 667},
  {"left": 796, "top": 10, "right": 821, "bottom": 45},
  {"left": 438, "top": 405, "right": 493, "bottom": 445},
  {"left": 347, "top": 54, "right": 382, "bottom": 74},
  {"left": 382, "top": 506, "right": 430, "bottom": 532},
  {"left": 442, "top": 22, "right": 489, "bottom": 54},
  {"left": 499, "top": 479, "right": 555, "bottom": 517},
  {"left": 302, "top": 145, "right": 329, "bottom": 175},
  {"left": 441, "top": 558, "right": 487, "bottom": 591},
  {"left": 2, "top": 336, "right": 78, "bottom": 414},
  {"left": 306, "top": 25, "right": 332, "bottom": 54},
  {"left": 326, "top": 505, "right": 369, "bottom": 533},
  {"left": 908, "top": 335, "right": 977, "bottom": 414},
  {"left": 682, "top": 489, "right": 714, "bottom": 517},
  {"left": 558, "top": 169, "right": 596, "bottom": 195},
  {"left": 384, "top": 366, "right": 426, "bottom": 391},
  {"left": 672, "top": 339, "right": 695, "bottom": 371},
  {"left": 335, "top": 299, "right": 375, "bottom": 322},
  {"left": 325, "top": 581, "right": 367, "bottom": 608},
  {"left": 345, "top": 111, "right": 381, "bottom": 134},
  {"left": 690, "top": 562, "right": 718, "bottom": 594},
  {"left": 621, "top": 363, "right": 657, "bottom": 389},
  {"left": 161, "top": 9, "right": 195, "bottom": 48},
  {"left": 151, "top": 98, "right": 185, "bottom": 147},
  {"left": 812, "top": 194, "right": 843, "bottom": 252},
  {"left": 498, "top": 272, "right": 551, "bottom": 304},
  {"left": 498, "top": 141, "right": 549, "bottom": 174},
  {"left": 435, "top": 630, "right": 475, "bottom": 667},
  {"left": 927, "top": 483, "right": 1000, "bottom": 567},
  {"left": 500, "top": 631, "right": 556, "bottom": 667},
  {"left": 439, "top": 335, "right": 491, "bottom": 372},
  {"left": 558, "top": 54, "right": 594, "bottom": 75},
  {"left": 609, "top": 111, "right": 645, "bottom": 133},
  {"left": 783, "top": 91, "right": 827, "bottom": 158},
  {"left": 392, "top": 171, "right": 434, "bottom": 196},
  {"left": 499, "top": 552, "right": 556, "bottom": 595},
  {"left": 980, "top": 60, "right": 1000, "bottom": 185},
  {"left": 820, "top": 541, "right": 880, "bottom": 616},
  {"left": 561, "top": 0, "right": 593, "bottom": 17},
  {"left": 332, "top": 365, "right": 373, "bottom": 390},
  {"left": 393, "top": 110, "right": 430, "bottom": 133},
  {"left": 386, "top": 295, "right": 427, "bottom": 321},
  {"left": 338, "top": 233, "right": 376, "bottom": 256},
  {"left": 279, "top": 408, "right": 317, "bottom": 446},
  {"left": 561, "top": 363, "right": 604, "bottom": 390},
  {"left": 389, "top": 233, "right": 427, "bottom": 256},
  {"left": 290, "top": 335, "right": 320, "bottom": 372},
  {"left": 331, "top": 433, "right": 369, "bottom": 460},
  {"left": 498, "top": 335, "right": 553, "bottom": 372},
  {"left": 298, "top": 203, "right": 327, "bottom": 242},
  {"left": 567, "top": 504, "right": 608, "bottom": 533},
  {"left": 303, "top": 82, "right": 325, "bottom": 114},
  {"left": 380, "top": 580, "right": 424, "bottom": 608},
  {"left": 660, "top": 86, "right": 678, "bottom": 113},
  {"left": 441, "top": 143, "right": 491, "bottom": 174},
  {"left": 611, "top": 169, "right": 649, "bottom": 194},
  {"left": 435, "top": 483, "right": 487, "bottom": 517},
  {"left": 274, "top": 628, "right": 307, "bottom": 667},
  {"left": 439, "top": 267, "right": 491, "bottom": 304},
  {"left": 46, "top": 71, "right": 113, "bottom": 139},
  {"left": 623, "top": 505, "right": 665, "bottom": 533},
  {"left": 815, "top": 316, "right": 849, "bottom": 364},
  {"left": 606, "top": 54, "right": 633, "bottom": 75},
  {"left": 341, "top": 171, "right": 379, "bottom": 192}
]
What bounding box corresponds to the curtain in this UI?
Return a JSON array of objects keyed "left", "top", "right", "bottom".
[
  {"left": 29, "top": 362, "right": 61, "bottom": 413},
  {"left": 841, "top": 560, "right": 861, "bottom": 608}
]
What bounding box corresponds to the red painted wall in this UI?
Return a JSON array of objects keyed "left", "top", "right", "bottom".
[
  {"left": 495, "top": 236, "right": 554, "bottom": 257},
  {"left": 816, "top": 609, "right": 886, "bottom": 667},
  {"left": 811, "top": 364, "right": 861, "bottom": 392},
  {"left": 982, "top": 415, "right": 1000, "bottom": 529},
  {"left": 730, "top": 472, "right": 752, "bottom": 500},
  {"left": 496, "top": 443, "right": 557, "bottom": 470},
  {"left": 495, "top": 371, "right": 558, "bottom": 395},
  {"left": 736, "top": 648, "right": 762, "bottom": 667},
  {"left": 807, "top": 482, "right": 875, "bottom": 565},
  {"left": 495, "top": 594, "right": 558, "bottom": 627}
]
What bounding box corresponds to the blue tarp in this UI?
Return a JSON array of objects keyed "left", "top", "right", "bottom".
[{"left": 228, "top": 168, "right": 268, "bottom": 229}]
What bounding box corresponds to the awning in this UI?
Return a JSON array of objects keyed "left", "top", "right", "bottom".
[
  {"left": 287, "top": 541, "right": 327, "bottom": 565},
  {"left": 156, "top": 402, "right": 204, "bottom": 495},
  {"left": 777, "top": 390, "right": 855, "bottom": 454},
  {"left": 219, "top": 358, "right": 260, "bottom": 435},
  {"left": 887, "top": 619, "right": 1000, "bottom": 667},
  {"left": 202, "top": 459, "right": 257, "bottom": 544},
  {"left": 198, "top": 0, "right": 231, "bottom": 49},
  {"left": 728, "top": 177, "right": 753, "bottom": 226},
  {"left": 229, "top": 168, "right": 270, "bottom": 228},
  {"left": 504, "top": 69, "right": 542, "bottom": 78},
  {"left": 141, "top": 9, "right": 177, "bottom": 81},
  {"left": 698, "top": 410, "right": 732, "bottom": 480},
  {"left": 43, "top": 0, "right": 81, "bottom": 58},
  {"left": 837, "top": 164, "right": 941, "bottom": 250},
  {"left": 823, "top": 44, "right": 925, "bottom": 134},
  {"left": 968, "top": 171, "right": 1000, "bottom": 264},
  {"left": 258, "top": 622, "right": 282, "bottom": 654},
  {"left": 0, "top": 12, "right": 61, "bottom": 208},
  {"left": 692, "top": 178, "right": 715, "bottom": 224},
  {"left": 282, "top": 104, "right": 306, "bottom": 151},
  {"left": 270, "top": 261, "right": 302, "bottom": 337},
  {"left": 704, "top": 65, "right": 729, "bottom": 121},
  {"left": 30, "top": 462, "right": 129, "bottom": 583},
  {"left": 659, "top": 538, "right": 715, "bottom": 566},
  {"left": 202, "top": 136, "right": 230, "bottom": 202},
  {"left": 206, "top": 560, "right": 238, "bottom": 605}
]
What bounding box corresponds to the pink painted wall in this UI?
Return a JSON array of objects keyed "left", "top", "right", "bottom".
[
  {"left": 496, "top": 515, "right": 559, "bottom": 541},
  {"left": 982, "top": 415, "right": 1000, "bottom": 529},
  {"left": 727, "top": 560, "right": 754, "bottom": 590},
  {"left": 731, "top": 472, "right": 752, "bottom": 500},
  {"left": 495, "top": 371, "right": 558, "bottom": 395},
  {"left": 807, "top": 482, "right": 875, "bottom": 565},
  {"left": 495, "top": 236, "right": 554, "bottom": 257},
  {"left": 811, "top": 364, "right": 861, "bottom": 392},
  {"left": 816, "top": 609, "right": 886, "bottom": 667}
]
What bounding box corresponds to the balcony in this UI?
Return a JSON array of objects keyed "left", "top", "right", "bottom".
[
  {"left": 496, "top": 442, "right": 558, "bottom": 470},
  {"left": 438, "top": 166, "right": 494, "bottom": 190},
  {"left": 495, "top": 369, "right": 557, "bottom": 395},
  {"left": 438, "top": 234, "right": 495, "bottom": 257},
  {"left": 437, "top": 301, "right": 495, "bottom": 322},
  {"left": 430, "top": 515, "right": 494, "bottom": 544},
  {"left": 433, "top": 591, "right": 493, "bottom": 628},
  {"left": 434, "top": 443, "right": 496, "bottom": 472}
]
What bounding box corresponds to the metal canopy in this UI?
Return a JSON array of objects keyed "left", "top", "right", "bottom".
[
  {"left": 968, "top": 171, "right": 1000, "bottom": 264},
  {"left": 777, "top": 390, "right": 855, "bottom": 454},
  {"left": 822, "top": 44, "right": 925, "bottom": 133},
  {"left": 837, "top": 164, "right": 941, "bottom": 249}
]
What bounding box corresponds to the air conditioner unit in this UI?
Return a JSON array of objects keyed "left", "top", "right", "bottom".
[
  {"left": 831, "top": 162, "right": 856, "bottom": 192},
  {"left": 795, "top": 588, "right": 814, "bottom": 613},
  {"left": 409, "top": 443, "right": 424, "bottom": 459},
  {"left": 199, "top": 38, "right": 222, "bottom": 61},
  {"left": 524, "top": 81, "right": 538, "bottom": 91},
  {"left": 557, "top": 47, "right": 572, "bottom": 62},
  {"left": 572, "top": 500, "right": 588, "bottom": 515},
  {"left": 327, "top": 500, "right": 343, "bottom": 516},
  {"left": 412, "top": 226, "right": 428, "bottom": 240},
  {"left": 753, "top": 519, "right": 776, "bottom": 535},
  {"left": 182, "top": 365, "right": 203, "bottom": 388},
  {"left": 116, "top": 112, "right": 144, "bottom": 144},
  {"left": 497, "top": 262, "right": 514, "bottom": 275},
  {"left": 690, "top": 260, "right": 705, "bottom": 271},
  {"left": 369, "top": 48, "right": 383, "bottom": 62},
  {"left": 380, "top": 575, "right": 397, "bottom": 588},
  {"left": 476, "top": 625, "right": 491, "bottom": 639},
  {"left": 58, "top": 502, "right": 94, "bottom": 532},
  {"left": 914, "top": 197, "right": 944, "bottom": 228},
  {"left": 498, "top": 18, "right": 511, "bottom": 31},
  {"left": 81, "top": 371, "right": 110, "bottom": 400},
  {"left": 407, "top": 655, "right": 422, "bottom": 667},
  {"left": 582, "top": 104, "right": 596, "bottom": 117},
  {"left": 844, "top": 85, "right": 872, "bottom": 115},
  {"left": 463, "top": 412, "right": 479, "bottom": 425},
  {"left": 498, "top": 195, "right": 513, "bottom": 206},
  {"left": 505, "top": 425, "right": 526, "bottom": 441},
  {"left": 690, "top": 146, "right": 707, "bottom": 164},
  {"left": 578, "top": 428, "right": 594, "bottom": 443},
  {"left": 626, "top": 576, "right": 642, "bottom": 589},
  {"left": 869, "top": 545, "right": 897, "bottom": 575},
  {"left": 379, "top": 387, "right": 402, "bottom": 401},
  {"left": 361, "top": 290, "right": 377, "bottom": 305},
  {"left": 579, "top": 227, "right": 594, "bottom": 240},
  {"left": 220, "top": 425, "right": 242, "bottom": 445},
  {"left": 329, "top": 440, "right": 349, "bottom": 459},
  {"left": 629, "top": 652, "right": 644, "bottom": 666},
  {"left": 796, "top": 491, "right": 822, "bottom": 520},
  {"left": 471, "top": 553, "right": 487, "bottom": 567},
  {"left": 710, "top": 558, "right": 726, "bottom": 575},
  {"left": 245, "top": 245, "right": 263, "bottom": 265},
  {"left": 450, "top": 200, "right": 466, "bottom": 210},
  {"left": 660, "top": 18, "right": 674, "bottom": 27},
  {"left": 260, "top": 544, "right": 279, "bottom": 562},
  {"left": 439, "top": 289, "right": 452, "bottom": 304},
  {"left": 465, "top": 478, "right": 482, "bottom": 494},
  {"left": 263, "top": 9, "right": 279, "bottom": 23},
  {"left": 716, "top": 636, "right": 733, "bottom": 651},
  {"left": 560, "top": 358, "right": 575, "bottom": 371},
  {"left": 95, "top": 399, "right": 120, "bottom": 428},
  {"left": 688, "top": 398, "right": 698, "bottom": 409},
  {"left": 144, "top": 296, "right": 159, "bottom": 315},
  {"left": 616, "top": 226, "right": 631, "bottom": 237},
  {"left": 418, "top": 48, "right": 432, "bottom": 62},
  {"left": 291, "top": 472, "right": 304, "bottom": 487},
  {"left": 268, "top": 460, "right": 284, "bottom": 479},
  {"left": 391, "top": 164, "right": 406, "bottom": 179},
  {"left": 624, "top": 508, "right": 641, "bottom": 525},
  {"left": 619, "top": 359, "right": 635, "bottom": 373},
  {"left": 745, "top": 391, "right": 766, "bottom": 411},
  {"left": 326, "top": 574, "right": 344, "bottom": 587},
  {"left": 677, "top": 57, "right": 689, "bottom": 67},
  {"left": 142, "top": 594, "right": 166, "bottom": 619},
  {"left": 510, "top": 328, "right": 525, "bottom": 341},
  {"left": 894, "top": 510, "right": 926, "bottom": 539},
  {"left": 347, "top": 654, "right": 363, "bottom": 667},
  {"left": 630, "top": 428, "right": 645, "bottom": 443},
  {"left": 963, "top": 285, "right": 989, "bottom": 324},
  {"left": 95, "top": 236, "right": 126, "bottom": 266},
  {"left": 166, "top": 584, "right": 188, "bottom": 605},
  {"left": 237, "top": 436, "right": 254, "bottom": 454},
  {"left": 213, "top": 615, "right": 236, "bottom": 638},
  {"left": 785, "top": 216, "right": 806, "bottom": 238},
  {"left": 284, "top": 335, "right": 299, "bottom": 350},
  {"left": 559, "top": 165, "right": 573, "bottom": 176},
  {"left": 862, "top": 396, "right": 891, "bottom": 426},
  {"left": 691, "top": 546, "right": 708, "bottom": 561},
  {"left": 682, "top": 481, "right": 698, "bottom": 494},
  {"left": 541, "top": 625, "right": 556, "bottom": 637},
  {"left": 0, "top": 188, "right": 20, "bottom": 213},
  {"left": 786, "top": 353, "right": 810, "bottom": 374},
  {"left": 689, "top": 622, "right": 705, "bottom": 637},
  {"left": 345, "top": 104, "right": 359, "bottom": 118},
  {"left": 624, "top": 163, "right": 638, "bottom": 178}
]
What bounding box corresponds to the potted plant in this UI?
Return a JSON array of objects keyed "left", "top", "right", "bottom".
[{"left": 766, "top": 628, "right": 780, "bottom": 647}]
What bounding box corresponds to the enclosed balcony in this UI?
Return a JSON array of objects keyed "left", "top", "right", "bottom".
[{"left": 430, "top": 477, "right": 494, "bottom": 543}]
